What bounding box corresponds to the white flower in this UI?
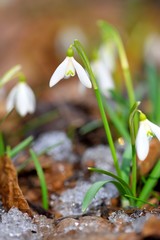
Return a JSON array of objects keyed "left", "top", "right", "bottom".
[
  {"left": 6, "top": 82, "right": 36, "bottom": 117},
  {"left": 135, "top": 119, "right": 160, "bottom": 161},
  {"left": 91, "top": 59, "right": 114, "bottom": 97},
  {"left": 49, "top": 56, "right": 92, "bottom": 88}
]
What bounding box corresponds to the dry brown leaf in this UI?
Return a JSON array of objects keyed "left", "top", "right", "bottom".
[
  {"left": 0, "top": 155, "right": 32, "bottom": 217},
  {"left": 138, "top": 138, "right": 160, "bottom": 176}
]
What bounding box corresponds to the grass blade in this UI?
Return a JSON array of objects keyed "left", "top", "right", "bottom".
[
  {"left": 30, "top": 149, "right": 48, "bottom": 210},
  {"left": 88, "top": 167, "right": 134, "bottom": 199},
  {"left": 82, "top": 180, "right": 127, "bottom": 212},
  {"left": 8, "top": 136, "right": 33, "bottom": 158}
]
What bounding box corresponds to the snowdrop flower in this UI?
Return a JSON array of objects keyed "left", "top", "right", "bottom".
[
  {"left": 6, "top": 81, "right": 36, "bottom": 117},
  {"left": 135, "top": 112, "right": 160, "bottom": 161},
  {"left": 49, "top": 47, "right": 92, "bottom": 88},
  {"left": 91, "top": 59, "right": 114, "bottom": 98}
]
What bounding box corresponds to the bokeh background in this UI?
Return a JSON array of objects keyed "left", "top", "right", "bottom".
[
  {"left": 1, "top": 0, "right": 160, "bottom": 97},
  {"left": 1, "top": 0, "right": 160, "bottom": 143}
]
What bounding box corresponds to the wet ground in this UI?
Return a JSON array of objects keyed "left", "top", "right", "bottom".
[{"left": 0, "top": 97, "right": 158, "bottom": 240}]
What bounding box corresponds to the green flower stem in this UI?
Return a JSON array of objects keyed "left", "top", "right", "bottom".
[
  {"left": 73, "top": 40, "right": 121, "bottom": 178},
  {"left": 95, "top": 89, "right": 121, "bottom": 177},
  {"left": 102, "top": 97, "right": 130, "bottom": 142},
  {"left": 131, "top": 145, "right": 136, "bottom": 196},
  {"left": 129, "top": 102, "right": 140, "bottom": 196}
]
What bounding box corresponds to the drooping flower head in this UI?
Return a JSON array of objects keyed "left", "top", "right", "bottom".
[
  {"left": 135, "top": 112, "right": 160, "bottom": 161},
  {"left": 6, "top": 75, "right": 36, "bottom": 117},
  {"left": 49, "top": 47, "right": 92, "bottom": 88}
]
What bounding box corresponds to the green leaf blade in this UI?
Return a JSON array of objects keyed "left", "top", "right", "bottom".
[
  {"left": 82, "top": 181, "right": 109, "bottom": 212},
  {"left": 82, "top": 179, "right": 130, "bottom": 212}
]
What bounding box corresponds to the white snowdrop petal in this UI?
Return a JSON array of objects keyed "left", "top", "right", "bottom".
[
  {"left": 6, "top": 86, "right": 18, "bottom": 112},
  {"left": 23, "top": 84, "right": 36, "bottom": 113},
  {"left": 49, "top": 57, "right": 68, "bottom": 87},
  {"left": 16, "top": 83, "right": 31, "bottom": 116},
  {"left": 135, "top": 122, "right": 149, "bottom": 161},
  {"left": 148, "top": 120, "right": 160, "bottom": 141},
  {"left": 72, "top": 57, "right": 92, "bottom": 88},
  {"left": 13, "top": 83, "right": 36, "bottom": 116}
]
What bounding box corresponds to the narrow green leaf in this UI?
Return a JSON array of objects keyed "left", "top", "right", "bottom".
[
  {"left": 17, "top": 141, "right": 63, "bottom": 173},
  {"left": 82, "top": 180, "right": 127, "bottom": 212},
  {"left": 124, "top": 194, "right": 156, "bottom": 207},
  {"left": 82, "top": 181, "right": 108, "bottom": 212},
  {"left": 30, "top": 149, "right": 49, "bottom": 210},
  {"left": 0, "top": 65, "right": 21, "bottom": 87},
  {"left": 79, "top": 120, "right": 102, "bottom": 135},
  {"left": 88, "top": 167, "right": 134, "bottom": 198},
  {"left": 8, "top": 136, "right": 33, "bottom": 158},
  {"left": 121, "top": 144, "right": 132, "bottom": 183}
]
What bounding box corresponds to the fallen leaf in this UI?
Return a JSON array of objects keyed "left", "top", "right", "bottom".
[{"left": 0, "top": 155, "right": 32, "bottom": 216}]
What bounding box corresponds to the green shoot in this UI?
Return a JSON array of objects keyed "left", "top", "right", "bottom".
[
  {"left": 82, "top": 180, "right": 127, "bottom": 212},
  {"left": 0, "top": 65, "right": 21, "bottom": 87},
  {"left": 7, "top": 136, "right": 34, "bottom": 158},
  {"left": 30, "top": 149, "right": 49, "bottom": 210}
]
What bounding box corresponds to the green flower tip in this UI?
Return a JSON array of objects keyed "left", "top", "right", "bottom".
[
  {"left": 67, "top": 47, "right": 74, "bottom": 57},
  {"left": 19, "top": 73, "right": 26, "bottom": 83},
  {"left": 139, "top": 112, "right": 147, "bottom": 121}
]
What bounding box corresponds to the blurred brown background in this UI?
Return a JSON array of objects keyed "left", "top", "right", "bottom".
[{"left": 0, "top": 0, "right": 160, "bottom": 103}]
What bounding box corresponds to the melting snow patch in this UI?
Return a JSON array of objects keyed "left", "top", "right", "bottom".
[
  {"left": 51, "top": 181, "right": 116, "bottom": 217},
  {"left": 33, "top": 131, "right": 76, "bottom": 161},
  {"left": 0, "top": 208, "right": 40, "bottom": 240}
]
